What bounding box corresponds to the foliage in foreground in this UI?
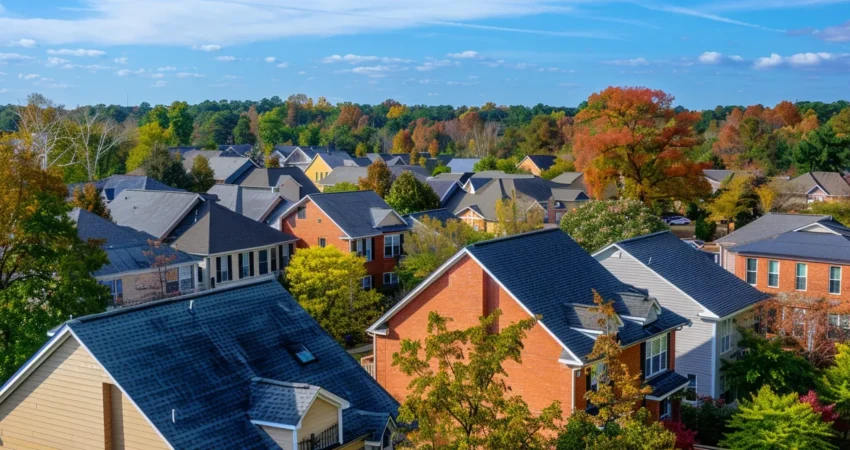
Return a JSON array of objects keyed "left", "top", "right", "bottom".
[
  {"left": 560, "top": 199, "right": 668, "bottom": 253},
  {"left": 385, "top": 171, "right": 441, "bottom": 215},
  {"left": 721, "top": 330, "right": 816, "bottom": 399},
  {"left": 680, "top": 396, "right": 735, "bottom": 446}
]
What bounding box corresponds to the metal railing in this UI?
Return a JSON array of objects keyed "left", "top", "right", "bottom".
[{"left": 297, "top": 423, "right": 339, "bottom": 450}]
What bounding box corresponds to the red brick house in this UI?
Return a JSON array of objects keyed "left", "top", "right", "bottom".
[
  {"left": 367, "top": 229, "right": 690, "bottom": 421},
  {"left": 280, "top": 191, "right": 408, "bottom": 290}
]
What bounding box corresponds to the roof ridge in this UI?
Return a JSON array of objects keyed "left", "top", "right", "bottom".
[
  {"left": 467, "top": 228, "right": 559, "bottom": 249},
  {"left": 251, "top": 377, "right": 316, "bottom": 389},
  {"left": 70, "top": 276, "right": 279, "bottom": 325},
  {"left": 615, "top": 230, "right": 672, "bottom": 245}
]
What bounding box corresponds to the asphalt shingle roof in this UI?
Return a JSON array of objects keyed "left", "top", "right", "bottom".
[
  {"left": 207, "top": 156, "right": 255, "bottom": 182},
  {"left": 234, "top": 166, "right": 320, "bottom": 195},
  {"left": 308, "top": 191, "right": 407, "bottom": 238},
  {"left": 731, "top": 228, "right": 850, "bottom": 264},
  {"left": 172, "top": 202, "right": 297, "bottom": 255},
  {"left": 65, "top": 279, "right": 399, "bottom": 448},
  {"left": 785, "top": 171, "right": 850, "bottom": 196},
  {"left": 317, "top": 165, "right": 430, "bottom": 187},
  {"left": 646, "top": 371, "right": 690, "bottom": 398},
  {"left": 248, "top": 379, "right": 321, "bottom": 427},
  {"left": 551, "top": 172, "right": 584, "bottom": 185},
  {"left": 466, "top": 229, "right": 688, "bottom": 363},
  {"left": 425, "top": 179, "right": 459, "bottom": 204},
  {"left": 403, "top": 208, "right": 459, "bottom": 227},
  {"left": 615, "top": 232, "right": 769, "bottom": 318},
  {"left": 523, "top": 155, "right": 559, "bottom": 171},
  {"left": 207, "top": 185, "right": 283, "bottom": 222},
  {"left": 108, "top": 190, "right": 204, "bottom": 239},
  {"left": 446, "top": 178, "right": 566, "bottom": 220},
  {"left": 716, "top": 213, "right": 833, "bottom": 244},
  {"left": 446, "top": 158, "right": 479, "bottom": 173},
  {"left": 68, "top": 175, "right": 183, "bottom": 200}
]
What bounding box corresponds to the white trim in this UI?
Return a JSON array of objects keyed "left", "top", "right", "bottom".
[
  {"left": 767, "top": 259, "right": 780, "bottom": 288},
  {"left": 570, "top": 327, "right": 603, "bottom": 335},
  {"left": 571, "top": 367, "right": 579, "bottom": 414},
  {"left": 338, "top": 403, "right": 344, "bottom": 444},
  {"left": 68, "top": 328, "right": 176, "bottom": 450},
  {"left": 745, "top": 257, "right": 758, "bottom": 286},
  {"left": 645, "top": 380, "right": 690, "bottom": 401},
  {"left": 251, "top": 419, "right": 298, "bottom": 430},
  {"left": 793, "top": 222, "right": 840, "bottom": 235},
  {"left": 456, "top": 206, "right": 487, "bottom": 220},
  {"left": 805, "top": 184, "right": 829, "bottom": 197},
  {"left": 593, "top": 244, "right": 720, "bottom": 319},
  {"left": 710, "top": 322, "right": 717, "bottom": 398},
  {"left": 515, "top": 155, "right": 533, "bottom": 169}
]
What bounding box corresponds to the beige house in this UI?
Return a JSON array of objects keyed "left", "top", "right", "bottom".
[{"left": 0, "top": 278, "right": 399, "bottom": 449}]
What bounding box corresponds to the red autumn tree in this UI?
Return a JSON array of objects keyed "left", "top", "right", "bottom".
[
  {"left": 573, "top": 86, "right": 710, "bottom": 205},
  {"left": 391, "top": 129, "right": 415, "bottom": 154},
  {"left": 335, "top": 103, "right": 363, "bottom": 129}
]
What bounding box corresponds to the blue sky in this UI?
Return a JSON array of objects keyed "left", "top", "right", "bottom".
[{"left": 0, "top": 1, "right": 849, "bottom": 109}]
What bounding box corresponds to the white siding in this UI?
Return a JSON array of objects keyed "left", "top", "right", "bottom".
[{"left": 596, "top": 247, "right": 718, "bottom": 397}]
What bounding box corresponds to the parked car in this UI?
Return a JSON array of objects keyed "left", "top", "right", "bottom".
[{"left": 664, "top": 216, "right": 692, "bottom": 225}]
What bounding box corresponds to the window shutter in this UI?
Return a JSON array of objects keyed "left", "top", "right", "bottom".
[
  {"left": 249, "top": 252, "right": 255, "bottom": 277},
  {"left": 372, "top": 237, "right": 376, "bottom": 259},
  {"left": 399, "top": 233, "right": 404, "bottom": 255},
  {"left": 350, "top": 240, "right": 357, "bottom": 253},
  {"left": 227, "top": 255, "right": 233, "bottom": 281},
  {"left": 585, "top": 370, "right": 591, "bottom": 392},
  {"left": 640, "top": 342, "right": 646, "bottom": 381},
  {"left": 237, "top": 253, "right": 243, "bottom": 277},
  {"left": 667, "top": 333, "right": 673, "bottom": 369},
  {"left": 216, "top": 257, "right": 222, "bottom": 283}
]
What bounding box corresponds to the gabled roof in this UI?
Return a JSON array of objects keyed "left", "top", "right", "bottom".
[
  {"left": 785, "top": 171, "right": 850, "bottom": 196},
  {"left": 519, "top": 155, "right": 559, "bottom": 171},
  {"left": 5, "top": 279, "right": 398, "bottom": 448},
  {"left": 432, "top": 172, "right": 473, "bottom": 184},
  {"left": 446, "top": 177, "right": 569, "bottom": 221},
  {"left": 207, "top": 156, "right": 255, "bottom": 182},
  {"left": 371, "top": 229, "right": 688, "bottom": 364},
  {"left": 180, "top": 149, "right": 221, "bottom": 171},
  {"left": 218, "top": 144, "right": 254, "bottom": 157},
  {"left": 172, "top": 202, "right": 297, "bottom": 255},
  {"left": 233, "top": 166, "right": 320, "bottom": 194},
  {"left": 312, "top": 152, "right": 356, "bottom": 169},
  {"left": 67, "top": 175, "right": 183, "bottom": 200},
  {"left": 446, "top": 158, "right": 479, "bottom": 173},
  {"left": 715, "top": 213, "right": 833, "bottom": 244},
  {"left": 306, "top": 191, "right": 407, "bottom": 238},
  {"left": 731, "top": 225, "right": 850, "bottom": 265},
  {"left": 608, "top": 232, "right": 768, "bottom": 318},
  {"left": 70, "top": 208, "right": 195, "bottom": 277},
  {"left": 108, "top": 190, "right": 204, "bottom": 239},
  {"left": 317, "top": 165, "right": 430, "bottom": 187},
  {"left": 551, "top": 172, "right": 584, "bottom": 185},
  {"left": 702, "top": 169, "right": 752, "bottom": 183},
  {"left": 425, "top": 179, "right": 460, "bottom": 204},
  {"left": 207, "top": 184, "right": 283, "bottom": 222},
  {"left": 551, "top": 188, "right": 590, "bottom": 202},
  {"left": 403, "top": 208, "right": 459, "bottom": 227}
]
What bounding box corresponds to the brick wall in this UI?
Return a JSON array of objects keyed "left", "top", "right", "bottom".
[
  {"left": 281, "top": 200, "right": 398, "bottom": 289},
  {"left": 733, "top": 253, "right": 848, "bottom": 303}
]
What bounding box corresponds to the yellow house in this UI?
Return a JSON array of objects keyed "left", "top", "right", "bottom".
[
  {"left": 0, "top": 278, "right": 399, "bottom": 449},
  {"left": 304, "top": 152, "right": 362, "bottom": 184}
]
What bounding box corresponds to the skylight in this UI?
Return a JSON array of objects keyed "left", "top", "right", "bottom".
[{"left": 287, "top": 343, "right": 316, "bottom": 365}]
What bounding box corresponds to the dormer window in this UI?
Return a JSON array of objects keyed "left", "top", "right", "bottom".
[{"left": 287, "top": 344, "right": 316, "bottom": 365}]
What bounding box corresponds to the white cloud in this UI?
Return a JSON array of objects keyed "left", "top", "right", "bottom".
[
  {"left": 643, "top": 5, "right": 784, "bottom": 32},
  {"left": 150, "top": 73, "right": 165, "bottom": 79},
  {"left": 298, "top": 70, "right": 307, "bottom": 75},
  {"left": 151, "top": 80, "right": 167, "bottom": 88},
  {"left": 116, "top": 68, "right": 146, "bottom": 76},
  {"left": 264, "top": 56, "right": 276, "bottom": 63},
  {"left": 447, "top": 50, "right": 479, "bottom": 59},
  {"left": 321, "top": 54, "right": 411, "bottom": 64},
  {"left": 47, "top": 48, "right": 105, "bottom": 57},
  {"left": 176, "top": 72, "right": 205, "bottom": 78},
  {"left": 192, "top": 44, "right": 221, "bottom": 52},
  {"left": 0, "top": 89, "right": 7, "bottom": 94},
  {"left": 697, "top": 51, "right": 745, "bottom": 65},
  {"left": 113, "top": 56, "right": 128, "bottom": 64},
  {"left": 8, "top": 38, "right": 36, "bottom": 48},
  {"left": 603, "top": 57, "right": 649, "bottom": 66},
  {"left": 46, "top": 56, "right": 70, "bottom": 67},
  {"left": 216, "top": 55, "right": 236, "bottom": 62},
  {"left": 446, "top": 80, "right": 479, "bottom": 86},
  {"left": 427, "top": 92, "right": 439, "bottom": 96},
  {"left": 276, "top": 62, "right": 289, "bottom": 68},
  {"left": 754, "top": 51, "right": 844, "bottom": 69},
  {"left": 0, "top": 52, "right": 34, "bottom": 62},
  {"left": 157, "top": 66, "right": 176, "bottom": 71},
  {"left": 416, "top": 59, "right": 454, "bottom": 71},
  {"left": 18, "top": 73, "right": 39, "bottom": 80},
  {"left": 222, "top": 74, "right": 242, "bottom": 79}
]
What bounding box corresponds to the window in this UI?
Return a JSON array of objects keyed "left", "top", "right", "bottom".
[
  {"left": 297, "top": 206, "right": 307, "bottom": 219},
  {"left": 100, "top": 279, "right": 123, "bottom": 304},
  {"left": 589, "top": 362, "right": 606, "bottom": 392},
  {"left": 352, "top": 238, "right": 373, "bottom": 262},
  {"left": 687, "top": 374, "right": 697, "bottom": 392},
  {"left": 216, "top": 256, "right": 231, "bottom": 282},
  {"left": 361, "top": 275, "right": 372, "bottom": 290},
  {"left": 796, "top": 263, "right": 807, "bottom": 291},
  {"left": 746, "top": 258, "right": 758, "bottom": 285},
  {"left": 384, "top": 234, "right": 401, "bottom": 257},
  {"left": 383, "top": 272, "right": 398, "bottom": 285},
  {"left": 644, "top": 334, "right": 668, "bottom": 378},
  {"left": 178, "top": 266, "right": 193, "bottom": 292},
  {"left": 286, "top": 343, "right": 316, "bottom": 365},
  {"left": 240, "top": 252, "right": 251, "bottom": 278},
  {"left": 270, "top": 247, "right": 278, "bottom": 272},
  {"left": 719, "top": 318, "right": 734, "bottom": 354},
  {"left": 318, "top": 238, "right": 326, "bottom": 248},
  {"left": 829, "top": 314, "right": 850, "bottom": 338},
  {"left": 259, "top": 250, "right": 269, "bottom": 275},
  {"left": 830, "top": 266, "right": 842, "bottom": 295},
  {"left": 768, "top": 260, "right": 779, "bottom": 288},
  {"left": 659, "top": 398, "right": 671, "bottom": 420}
]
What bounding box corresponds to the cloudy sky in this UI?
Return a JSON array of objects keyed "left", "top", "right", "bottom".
[{"left": 0, "top": 0, "right": 849, "bottom": 109}]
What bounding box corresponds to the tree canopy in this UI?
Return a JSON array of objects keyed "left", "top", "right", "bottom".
[
  {"left": 560, "top": 200, "right": 668, "bottom": 253},
  {"left": 384, "top": 171, "right": 440, "bottom": 215}
]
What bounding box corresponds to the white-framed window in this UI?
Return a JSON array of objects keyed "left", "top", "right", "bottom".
[
  {"left": 361, "top": 275, "right": 372, "bottom": 290},
  {"left": 259, "top": 250, "right": 269, "bottom": 275},
  {"left": 829, "top": 314, "right": 850, "bottom": 329},
  {"left": 384, "top": 234, "right": 401, "bottom": 257},
  {"left": 644, "top": 334, "right": 668, "bottom": 378},
  {"left": 178, "top": 266, "right": 193, "bottom": 292},
  {"left": 383, "top": 272, "right": 398, "bottom": 285},
  {"left": 687, "top": 374, "right": 697, "bottom": 392},
  {"left": 100, "top": 279, "right": 123, "bottom": 304},
  {"left": 768, "top": 260, "right": 779, "bottom": 288},
  {"left": 796, "top": 263, "right": 807, "bottom": 291},
  {"left": 589, "top": 362, "right": 607, "bottom": 392},
  {"left": 318, "top": 238, "right": 326, "bottom": 248},
  {"left": 719, "top": 318, "right": 734, "bottom": 354},
  {"left": 353, "top": 238, "right": 373, "bottom": 262},
  {"left": 240, "top": 252, "right": 251, "bottom": 278},
  {"left": 792, "top": 307, "right": 806, "bottom": 337},
  {"left": 746, "top": 258, "right": 758, "bottom": 285},
  {"left": 659, "top": 397, "right": 671, "bottom": 420},
  {"left": 830, "top": 266, "right": 842, "bottom": 295}
]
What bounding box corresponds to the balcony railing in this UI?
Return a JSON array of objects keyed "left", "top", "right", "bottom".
[
  {"left": 298, "top": 423, "right": 339, "bottom": 450},
  {"left": 361, "top": 354, "right": 375, "bottom": 379}
]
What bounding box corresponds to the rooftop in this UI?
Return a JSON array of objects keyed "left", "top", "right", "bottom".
[
  {"left": 307, "top": 191, "right": 407, "bottom": 238},
  {"left": 716, "top": 213, "right": 834, "bottom": 245}
]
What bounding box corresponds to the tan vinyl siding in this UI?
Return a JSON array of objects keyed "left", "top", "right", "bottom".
[
  {"left": 0, "top": 338, "right": 169, "bottom": 450},
  {"left": 300, "top": 397, "right": 339, "bottom": 441},
  {"left": 260, "top": 426, "right": 294, "bottom": 450}
]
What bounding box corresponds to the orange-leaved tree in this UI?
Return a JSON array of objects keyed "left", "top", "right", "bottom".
[{"left": 573, "top": 87, "right": 710, "bottom": 205}]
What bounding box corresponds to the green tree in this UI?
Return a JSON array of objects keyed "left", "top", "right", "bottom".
[
  {"left": 299, "top": 123, "right": 321, "bottom": 146},
  {"left": 431, "top": 163, "right": 450, "bottom": 176},
  {"left": 358, "top": 159, "right": 395, "bottom": 198},
  {"left": 473, "top": 156, "right": 528, "bottom": 174},
  {"left": 71, "top": 182, "right": 111, "bottom": 220},
  {"left": 201, "top": 110, "right": 239, "bottom": 147},
  {"left": 0, "top": 134, "right": 110, "bottom": 383},
  {"left": 721, "top": 330, "right": 816, "bottom": 398},
  {"left": 190, "top": 155, "right": 216, "bottom": 193},
  {"left": 793, "top": 124, "right": 850, "bottom": 173},
  {"left": 258, "top": 107, "right": 294, "bottom": 147},
  {"left": 393, "top": 310, "right": 562, "bottom": 449},
  {"left": 142, "top": 145, "right": 192, "bottom": 189},
  {"left": 167, "top": 101, "right": 193, "bottom": 145},
  {"left": 820, "top": 343, "right": 850, "bottom": 420},
  {"left": 810, "top": 199, "right": 850, "bottom": 227},
  {"left": 125, "top": 122, "right": 173, "bottom": 172},
  {"left": 384, "top": 171, "right": 440, "bottom": 215},
  {"left": 721, "top": 386, "right": 835, "bottom": 450},
  {"left": 285, "top": 246, "right": 383, "bottom": 346},
  {"left": 557, "top": 410, "right": 675, "bottom": 450},
  {"left": 541, "top": 157, "right": 576, "bottom": 180},
  {"left": 323, "top": 182, "right": 359, "bottom": 193},
  {"left": 494, "top": 192, "right": 544, "bottom": 236},
  {"left": 355, "top": 142, "right": 368, "bottom": 158},
  {"left": 143, "top": 104, "right": 169, "bottom": 129},
  {"left": 706, "top": 175, "right": 754, "bottom": 224},
  {"left": 232, "top": 115, "right": 257, "bottom": 145},
  {"left": 560, "top": 200, "right": 668, "bottom": 253}
]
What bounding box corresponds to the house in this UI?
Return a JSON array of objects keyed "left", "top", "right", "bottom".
[
  {"left": 715, "top": 213, "right": 835, "bottom": 272},
  {"left": 778, "top": 171, "right": 850, "bottom": 206},
  {"left": 0, "top": 278, "right": 399, "bottom": 450},
  {"left": 594, "top": 232, "right": 769, "bottom": 401},
  {"left": 233, "top": 166, "right": 320, "bottom": 194},
  {"left": 315, "top": 166, "right": 430, "bottom": 192},
  {"left": 218, "top": 144, "right": 254, "bottom": 157},
  {"left": 366, "top": 154, "right": 406, "bottom": 166},
  {"left": 402, "top": 208, "right": 458, "bottom": 228},
  {"left": 179, "top": 149, "right": 220, "bottom": 171},
  {"left": 702, "top": 169, "right": 752, "bottom": 193},
  {"left": 444, "top": 177, "right": 589, "bottom": 232},
  {"left": 727, "top": 219, "right": 850, "bottom": 306},
  {"left": 216, "top": 166, "right": 320, "bottom": 229},
  {"left": 516, "top": 155, "right": 561, "bottom": 176},
  {"left": 445, "top": 158, "right": 479, "bottom": 174},
  {"left": 271, "top": 145, "right": 330, "bottom": 168},
  {"left": 551, "top": 172, "right": 618, "bottom": 199},
  {"left": 367, "top": 229, "right": 690, "bottom": 421},
  {"left": 305, "top": 152, "right": 367, "bottom": 184},
  {"left": 108, "top": 190, "right": 298, "bottom": 290},
  {"left": 70, "top": 208, "right": 198, "bottom": 307},
  {"left": 207, "top": 155, "right": 257, "bottom": 184},
  {"left": 68, "top": 174, "right": 183, "bottom": 202},
  {"left": 431, "top": 171, "right": 473, "bottom": 185},
  {"left": 280, "top": 191, "right": 408, "bottom": 290},
  {"left": 424, "top": 178, "right": 460, "bottom": 206}
]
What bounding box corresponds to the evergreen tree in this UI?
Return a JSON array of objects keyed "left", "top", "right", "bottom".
[
  {"left": 721, "top": 330, "right": 816, "bottom": 398},
  {"left": 142, "top": 145, "right": 191, "bottom": 189},
  {"left": 232, "top": 115, "right": 257, "bottom": 145},
  {"left": 167, "top": 101, "right": 193, "bottom": 146}
]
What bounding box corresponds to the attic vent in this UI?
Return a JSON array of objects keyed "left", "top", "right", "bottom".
[{"left": 286, "top": 343, "right": 316, "bottom": 365}]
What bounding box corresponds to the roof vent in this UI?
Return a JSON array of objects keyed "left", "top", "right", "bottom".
[
  {"left": 648, "top": 256, "right": 653, "bottom": 265},
  {"left": 188, "top": 300, "right": 195, "bottom": 314},
  {"left": 172, "top": 408, "right": 177, "bottom": 424}
]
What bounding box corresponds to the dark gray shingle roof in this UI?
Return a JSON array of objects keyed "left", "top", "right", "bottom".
[
  {"left": 308, "top": 191, "right": 407, "bottom": 238},
  {"left": 108, "top": 190, "right": 204, "bottom": 239},
  {"left": 523, "top": 155, "right": 559, "bottom": 171},
  {"left": 615, "top": 232, "right": 769, "bottom": 318},
  {"left": 646, "top": 370, "right": 690, "bottom": 399},
  {"left": 172, "top": 202, "right": 297, "bottom": 255},
  {"left": 64, "top": 279, "right": 398, "bottom": 448},
  {"left": 731, "top": 228, "right": 850, "bottom": 264},
  {"left": 715, "top": 213, "right": 832, "bottom": 244},
  {"left": 234, "top": 166, "right": 320, "bottom": 195},
  {"left": 248, "top": 379, "right": 322, "bottom": 427},
  {"left": 786, "top": 171, "right": 850, "bottom": 196},
  {"left": 403, "top": 208, "right": 459, "bottom": 227}
]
